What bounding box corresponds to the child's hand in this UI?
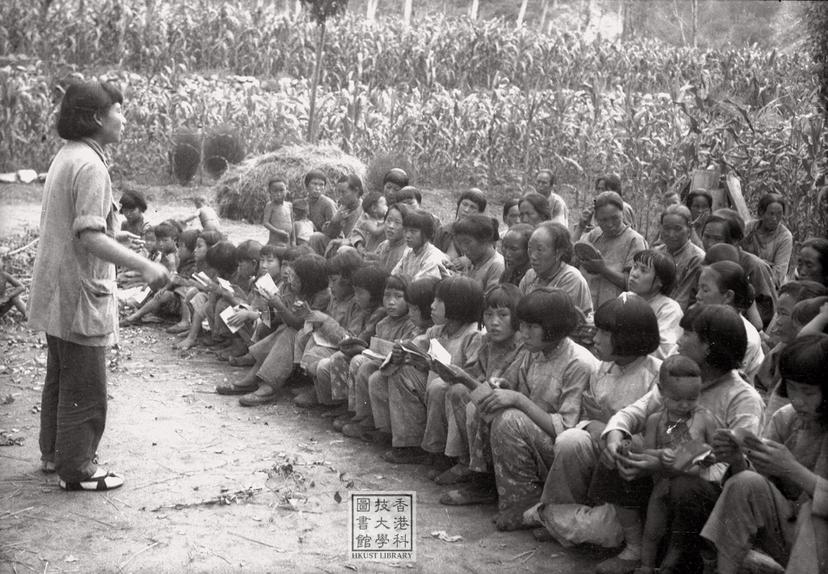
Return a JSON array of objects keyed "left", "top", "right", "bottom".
[
  {"left": 293, "top": 300, "right": 311, "bottom": 319},
  {"left": 712, "top": 428, "right": 743, "bottom": 466},
  {"left": 389, "top": 343, "right": 405, "bottom": 365},
  {"left": 405, "top": 353, "right": 431, "bottom": 372}
]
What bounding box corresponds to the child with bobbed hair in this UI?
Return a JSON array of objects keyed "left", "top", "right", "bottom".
[
  {"left": 452, "top": 214, "right": 504, "bottom": 295},
  {"left": 391, "top": 208, "right": 451, "bottom": 282},
  {"left": 702, "top": 333, "right": 828, "bottom": 574},
  {"left": 302, "top": 265, "right": 390, "bottom": 411},
  {"left": 625, "top": 249, "right": 682, "bottom": 359},
  {"left": 381, "top": 276, "right": 485, "bottom": 466},
  {"left": 462, "top": 287, "right": 599, "bottom": 529},
  {"left": 119, "top": 188, "right": 151, "bottom": 236},
  {"left": 369, "top": 203, "right": 408, "bottom": 272},
  {"left": 366, "top": 276, "right": 440, "bottom": 445},
  {"left": 217, "top": 253, "right": 332, "bottom": 405},
  {"left": 695, "top": 260, "right": 764, "bottom": 385}
]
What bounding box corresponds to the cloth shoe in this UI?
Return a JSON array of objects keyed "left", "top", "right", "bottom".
[{"left": 59, "top": 468, "right": 124, "bottom": 492}]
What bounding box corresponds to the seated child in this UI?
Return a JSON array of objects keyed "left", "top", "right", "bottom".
[
  {"left": 338, "top": 274, "right": 420, "bottom": 437},
  {"left": 293, "top": 199, "right": 314, "bottom": 246},
  {"left": 117, "top": 225, "right": 158, "bottom": 289},
  {"left": 630, "top": 355, "right": 721, "bottom": 574},
  {"left": 0, "top": 256, "right": 27, "bottom": 321},
  {"left": 452, "top": 214, "right": 505, "bottom": 296},
  {"left": 436, "top": 284, "right": 528, "bottom": 488},
  {"left": 183, "top": 196, "right": 221, "bottom": 232},
  {"left": 118, "top": 188, "right": 151, "bottom": 237},
  {"left": 154, "top": 221, "right": 180, "bottom": 275},
  {"left": 213, "top": 240, "right": 261, "bottom": 360},
  {"left": 170, "top": 230, "right": 223, "bottom": 335},
  {"left": 381, "top": 276, "right": 485, "bottom": 467},
  {"left": 305, "top": 265, "right": 390, "bottom": 412},
  {"left": 369, "top": 203, "right": 408, "bottom": 272},
  {"left": 350, "top": 191, "right": 388, "bottom": 255},
  {"left": 123, "top": 228, "right": 199, "bottom": 326},
  {"left": 365, "top": 276, "right": 440, "bottom": 445}
]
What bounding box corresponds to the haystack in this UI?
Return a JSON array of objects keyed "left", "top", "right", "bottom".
[{"left": 215, "top": 144, "right": 366, "bottom": 222}]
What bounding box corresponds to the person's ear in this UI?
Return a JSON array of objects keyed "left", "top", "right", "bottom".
[
  {"left": 93, "top": 112, "right": 103, "bottom": 127},
  {"left": 724, "top": 289, "right": 736, "bottom": 306}
]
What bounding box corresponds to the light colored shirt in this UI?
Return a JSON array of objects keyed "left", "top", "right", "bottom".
[
  {"left": 583, "top": 225, "right": 648, "bottom": 311},
  {"left": 462, "top": 250, "right": 505, "bottom": 296},
  {"left": 603, "top": 369, "right": 765, "bottom": 439},
  {"left": 579, "top": 355, "right": 662, "bottom": 425},
  {"left": 29, "top": 139, "right": 120, "bottom": 346},
  {"left": 374, "top": 239, "right": 407, "bottom": 273},
  {"left": 392, "top": 243, "right": 452, "bottom": 282},
  {"left": 509, "top": 338, "right": 600, "bottom": 437},
  {"left": 743, "top": 220, "right": 793, "bottom": 288},
  {"left": 741, "top": 314, "right": 765, "bottom": 386},
  {"left": 655, "top": 240, "right": 704, "bottom": 312},
  {"left": 639, "top": 291, "right": 683, "bottom": 359},
  {"left": 519, "top": 263, "right": 593, "bottom": 321}
]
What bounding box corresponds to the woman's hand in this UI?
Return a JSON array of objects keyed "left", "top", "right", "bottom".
[
  {"left": 404, "top": 353, "right": 431, "bottom": 372},
  {"left": 744, "top": 436, "right": 799, "bottom": 479},
  {"left": 600, "top": 430, "right": 625, "bottom": 469},
  {"left": 711, "top": 428, "right": 744, "bottom": 467},
  {"left": 616, "top": 450, "right": 662, "bottom": 481},
  {"left": 660, "top": 448, "right": 676, "bottom": 468},
  {"left": 141, "top": 261, "right": 170, "bottom": 291},
  {"left": 478, "top": 388, "right": 523, "bottom": 416},
  {"left": 293, "top": 301, "right": 311, "bottom": 320},
  {"left": 226, "top": 309, "right": 258, "bottom": 328},
  {"left": 116, "top": 230, "right": 144, "bottom": 250}
]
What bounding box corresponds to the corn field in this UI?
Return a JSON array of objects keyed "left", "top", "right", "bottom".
[{"left": 0, "top": 0, "right": 825, "bottom": 239}]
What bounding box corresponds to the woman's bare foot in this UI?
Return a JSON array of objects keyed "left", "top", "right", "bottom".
[{"left": 174, "top": 336, "right": 198, "bottom": 351}]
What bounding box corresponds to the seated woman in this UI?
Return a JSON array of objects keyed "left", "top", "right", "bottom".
[
  {"left": 577, "top": 191, "right": 648, "bottom": 312},
  {"left": 685, "top": 189, "right": 713, "bottom": 245},
  {"left": 502, "top": 197, "right": 521, "bottom": 228},
  {"left": 742, "top": 193, "right": 793, "bottom": 288},
  {"left": 599, "top": 305, "right": 764, "bottom": 574},
  {"left": 499, "top": 223, "right": 533, "bottom": 287},
  {"left": 654, "top": 204, "right": 705, "bottom": 311},
  {"left": 626, "top": 249, "right": 682, "bottom": 359},
  {"left": 433, "top": 188, "right": 487, "bottom": 261},
  {"left": 479, "top": 287, "right": 599, "bottom": 530},
  {"left": 518, "top": 192, "right": 552, "bottom": 227},
  {"left": 452, "top": 214, "right": 504, "bottom": 295},
  {"left": 796, "top": 237, "right": 828, "bottom": 287},
  {"left": 369, "top": 203, "right": 408, "bottom": 272},
  {"left": 701, "top": 334, "right": 828, "bottom": 574},
  {"left": 695, "top": 260, "right": 764, "bottom": 385}
]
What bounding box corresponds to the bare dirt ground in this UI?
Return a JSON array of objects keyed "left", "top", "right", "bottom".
[{"left": 0, "top": 183, "right": 601, "bottom": 574}]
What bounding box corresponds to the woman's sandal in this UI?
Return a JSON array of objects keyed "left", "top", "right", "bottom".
[
  {"left": 59, "top": 469, "right": 124, "bottom": 492},
  {"left": 215, "top": 381, "right": 258, "bottom": 395}
]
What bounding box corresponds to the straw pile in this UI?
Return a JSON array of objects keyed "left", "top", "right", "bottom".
[{"left": 215, "top": 144, "right": 366, "bottom": 223}]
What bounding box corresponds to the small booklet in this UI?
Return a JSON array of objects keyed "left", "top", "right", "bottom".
[
  {"left": 362, "top": 337, "right": 395, "bottom": 361},
  {"left": 191, "top": 271, "right": 213, "bottom": 289},
  {"left": 215, "top": 277, "right": 233, "bottom": 292},
  {"left": 254, "top": 273, "right": 279, "bottom": 298},
  {"left": 381, "top": 339, "right": 454, "bottom": 370},
  {"left": 669, "top": 439, "right": 713, "bottom": 472},
  {"left": 219, "top": 304, "right": 250, "bottom": 334}
]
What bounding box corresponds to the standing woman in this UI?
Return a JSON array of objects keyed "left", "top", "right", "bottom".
[
  {"left": 742, "top": 193, "right": 793, "bottom": 288},
  {"left": 29, "top": 80, "right": 169, "bottom": 491}
]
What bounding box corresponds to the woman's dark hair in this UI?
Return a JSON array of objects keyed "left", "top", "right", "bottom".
[
  {"left": 119, "top": 189, "right": 147, "bottom": 212},
  {"left": 777, "top": 334, "right": 828, "bottom": 419},
  {"left": 457, "top": 188, "right": 487, "bottom": 213},
  {"left": 236, "top": 239, "right": 263, "bottom": 263},
  {"left": 179, "top": 229, "right": 200, "bottom": 252},
  {"left": 684, "top": 304, "right": 747, "bottom": 371},
  {"left": 685, "top": 189, "right": 713, "bottom": 211},
  {"left": 394, "top": 186, "right": 422, "bottom": 205},
  {"left": 792, "top": 296, "right": 828, "bottom": 329},
  {"left": 385, "top": 203, "right": 407, "bottom": 221},
  {"left": 205, "top": 241, "right": 239, "bottom": 278},
  {"left": 200, "top": 230, "right": 223, "bottom": 248},
  {"left": 435, "top": 276, "right": 485, "bottom": 326},
  {"left": 405, "top": 276, "right": 440, "bottom": 321},
  {"left": 632, "top": 249, "right": 676, "bottom": 295},
  {"left": 801, "top": 237, "right": 828, "bottom": 285},
  {"left": 385, "top": 274, "right": 408, "bottom": 294},
  {"left": 268, "top": 177, "right": 287, "bottom": 189},
  {"left": 519, "top": 192, "right": 551, "bottom": 221},
  {"left": 704, "top": 242, "right": 741, "bottom": 265},
  {"left": 362, "top": 191, "right": 384, "bottom": 214},
  {"left": 304, "top": 169, "right": 326, "bottom": 187},
  {"left": 352, "top": 265, "right": 390, "bottom": 307},
  {"left": 778, "top": 280, "right": 828, "bottom": 303},
  {"left": 502, "top": 197, "right": 520, "bottom": 223},
  {"left": 516, "top": 287, "right": 581, "bottom": 342},
  {"left": 326, "top": 247, "right": 364, "bottom": 279},
  {"left": 453, "top": 214, "right": 499, "bottom": 243},
  {"left": 757, "top": 193, "right": 786, "bottom": 216},
  {"left": 704, "top": 209, "right": 745, "bottom": 243},
  {"left": 705, "top": 261, "right": 755, "bottom": 311},
  {"left": 383, "top": 168, "right": 409, "bottom": 188},
  {"left": 484, "top": 284, "right": 522, "bottom": 329},
  {"left": 533, "top": 221, "right": 573, "bottom": 264},
  {"left": 57, "top": 80, "right": 123, "bottom": 140},
  {"left": 292, "top": 254, "right": 330, "bottom": 299},
  {"left": 402, "top": 208, "right": 436, "bottom": 240},
  {"left": 596, "top": 174, "right": 622, "bottom": 194},
  {"left": 154, "top": 221, "right": 179, "bottom": 241},
  {"left": 338, "top": 174, "right": 364, "bottom": 196},
  {"left": 594, "top": 191, "right": 624, "bottom": 212},
  {"left": 594, "top": 293, "right": 660, "bottom": 357},
  {"left": 505, "top": 223, "right": 534, "bottom": 248}
]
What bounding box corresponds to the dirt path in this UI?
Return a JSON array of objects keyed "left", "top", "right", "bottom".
[{"left": 0, "top": 184, "right": 600, "bottom": 573}]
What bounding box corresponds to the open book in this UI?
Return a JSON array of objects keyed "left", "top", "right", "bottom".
[
  {"left": 254, "top": 273, "right": 279, "bottom": 298},
  {"left": 219, "top": 304, "right": 251, "bottom": 334},
  {"left": 191, "top": 271, "right": 213, "bottom": 289},
  {"left": 669, "top": 439, "right": 713, "bottom": 472},
  {"left": 380, "top": 338, "right": 452, "bottom": 370}
]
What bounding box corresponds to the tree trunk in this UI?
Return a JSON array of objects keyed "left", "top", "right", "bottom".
[
  {"left": 516, "top": 0, "right": 528, "bottom": 28},
  {"left": 366, "top": 0, "right": 378, "bottom": 21},
  {"left": 539, "top": 0, "right": 549, "bottom": 32},
  {"left": 469, "top": 0, "right": 479, "bottom": 21},
  {"left": 691, "top": 0, "right": 698, "bottom": 47},
  {"left": 307, "top": 21, "right": 327, "bottom": 144},
  {"left": 403, "top": 0, "right": 413, "bottom": 26}
]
